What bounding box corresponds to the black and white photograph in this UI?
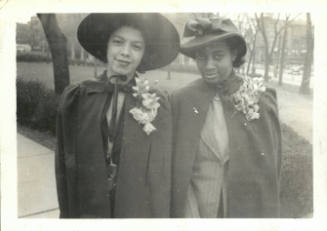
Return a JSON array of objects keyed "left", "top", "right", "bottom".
[
  {"left": 15, "top": 11, "right": 313, "bottom": 218},
  {"left": 1, "top": 0, "right": 327, "bottom": 230}
]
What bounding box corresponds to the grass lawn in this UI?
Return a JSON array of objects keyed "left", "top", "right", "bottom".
[{"left": 279, "top": 123, "right": 313, "bottom": 218}]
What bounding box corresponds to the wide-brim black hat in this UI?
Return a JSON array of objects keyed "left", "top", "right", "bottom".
[
  {"left": 77, "top": 13, "right": 180, "bottom": 72},
  {"left": 180, "top": 18, "right": 246, "bottom": 59}
]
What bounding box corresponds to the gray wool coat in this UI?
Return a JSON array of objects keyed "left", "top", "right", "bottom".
[{"left": 170, "top": 76, "right": 282, "bottom": 218}]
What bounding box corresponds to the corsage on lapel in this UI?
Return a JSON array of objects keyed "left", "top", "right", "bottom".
[
  {"left": 230, "top": 76, "right": 266, "bottom": 121},
  {"left": 129, "top": 77, "right": 160, "bottom": 135}
]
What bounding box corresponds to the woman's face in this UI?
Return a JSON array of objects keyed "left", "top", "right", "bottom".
[
  {"left": 195, "top": 41, "right": 236, "bottom": 85},
  {"left": 106, "top": 26, "right": 145, "bottom": 82}
]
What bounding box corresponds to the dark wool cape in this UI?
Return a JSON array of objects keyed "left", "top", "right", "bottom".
[{"left": 55, "top": 79, "right": 172, "bottom": 218}]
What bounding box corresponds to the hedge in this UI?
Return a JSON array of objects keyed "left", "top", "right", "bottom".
[
  {"left": 17, "top": 52, "right": 52, "bottom": 63},
  {"left": 16, "top": 78, "right": 59, "bottom": 135},
  {"left": 17, "top": 52, "right": 98, "bottom": 66}
]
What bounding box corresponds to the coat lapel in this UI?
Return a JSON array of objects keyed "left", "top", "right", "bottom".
[
  {"left": 187, "top": 79, "right": 216, "bottom": 161},
  {"left": 172, "top": 79, "right": 216, "bottom": 217}
]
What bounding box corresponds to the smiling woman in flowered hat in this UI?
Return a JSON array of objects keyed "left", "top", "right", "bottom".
[
  {"left": 55, "top": 13, "right": 180, "bottom": 218},
  {"left": 170, "top": 17, "right": 282, "bottom": 218}
]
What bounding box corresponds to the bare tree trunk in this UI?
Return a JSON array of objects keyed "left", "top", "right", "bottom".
[
  {"left": 251, "top": 46, "right": 256, "bottom": 75},
  {"left": 263, "top": 47, "right": 270, "bottom": 81},
  {"left": 37, "top": 13, "right": 70, "bottom": 94},
  {"left": 279, "top": 26, "right": 288, "bottom": 86},
  {"left": 94, "top": 58, "right": 98, "bottom": 78},
  {"left": 246, "top": 50, "right": 253, "bottom": 75},
  {"left": 81, "top": 49, "right": 85, "bottom": 62},
  {"left": 299, "top": 13, "right": 313, "bottom": 94},
  {"left": 256, "top": 13, "right": 272, "bottom": 81},
  {"left": 274, "top": 34, "right": 282, "bottom": 79},
  {"left": 246, "top": 32, "right": 257, "bottom": 75},
  {"left": 261, "top": 23, "right": 270, "bottom": 81},
  {"left": 71, "top": 42, "right": 75, "bottom": 60},
  {"left": 167, "top": 70, "right": 171, "bottom": 80}
]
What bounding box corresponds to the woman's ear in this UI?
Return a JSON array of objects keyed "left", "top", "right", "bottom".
[{"left": 231, "top": 49, "right": 238, "bottom": 63}]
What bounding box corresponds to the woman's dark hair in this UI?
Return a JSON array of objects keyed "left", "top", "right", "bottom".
[{"left": 225, "top": 37, "right": 246, "bottom": 68}]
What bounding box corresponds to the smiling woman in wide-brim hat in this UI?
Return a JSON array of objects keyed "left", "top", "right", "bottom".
[
  {"left": 55, "top": 13, "right": 180, "bottom": 218},
  {"left": 77, "top": 13, "right": 180, "bottom": 72}
]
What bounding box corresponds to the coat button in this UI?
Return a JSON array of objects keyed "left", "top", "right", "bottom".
[
  {"left": 260, "top": 152, "right": 265, "bottom": 156},
  {"left": 244, "top": 122, "right": 247, "bottom": 126}
]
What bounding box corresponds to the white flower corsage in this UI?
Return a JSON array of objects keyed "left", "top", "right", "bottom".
[
  {"left": 230, "top": 76, "right": 266, "bottom": 121},
  {"left": 129, "top": 77, "right": 160, "bottom": 135}
]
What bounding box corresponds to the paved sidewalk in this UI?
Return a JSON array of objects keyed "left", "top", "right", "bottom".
[{"left": 17, "top": 133, "right": 59, "bottom": 218}]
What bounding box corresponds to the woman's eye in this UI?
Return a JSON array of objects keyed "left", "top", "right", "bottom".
[
  {"left": 112, "top": 39, "right": 123, "bottom": 44},
  {"left": 213, "top": 53, "right": 224, "bottom": 60},
  {"left": 196, "top": 53, "right": 206, "bottom": 60},
  {"left": 132, "top": 44, "right": 142, "bottom": 50}
]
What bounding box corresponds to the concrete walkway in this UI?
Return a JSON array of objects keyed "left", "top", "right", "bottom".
[
  {"left": 16, "top": 75, "right": 312, "bottom": 218},
  {"left": 17, "top": 133, "right": 59, "bottom": 218}
]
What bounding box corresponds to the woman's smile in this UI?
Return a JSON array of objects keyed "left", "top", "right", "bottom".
[
  {"left": 204, "top": 71, "right": 218, "bottom": 78},
  {"left": 115, "top": 58, "right": 131, "bottom": 67}
]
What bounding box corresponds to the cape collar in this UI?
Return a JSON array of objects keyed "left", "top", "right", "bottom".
[
  {"left": 82, "top": 70, "right": 137, "bottom": 94},
  {"left": 208, "top": 71, "right": 243, "bottom": 97}
]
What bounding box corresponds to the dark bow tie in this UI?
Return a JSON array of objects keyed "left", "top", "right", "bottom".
[
  {"left": 104, "top": 77, "right": 135, "bottom": 94},
  {"left": 96, "top": 70, "right": 136, "bottom": 94}
]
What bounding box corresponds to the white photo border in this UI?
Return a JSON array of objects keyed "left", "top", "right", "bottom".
[{"left": 1, "top": 0, "right": 327, "bottom": 230}]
